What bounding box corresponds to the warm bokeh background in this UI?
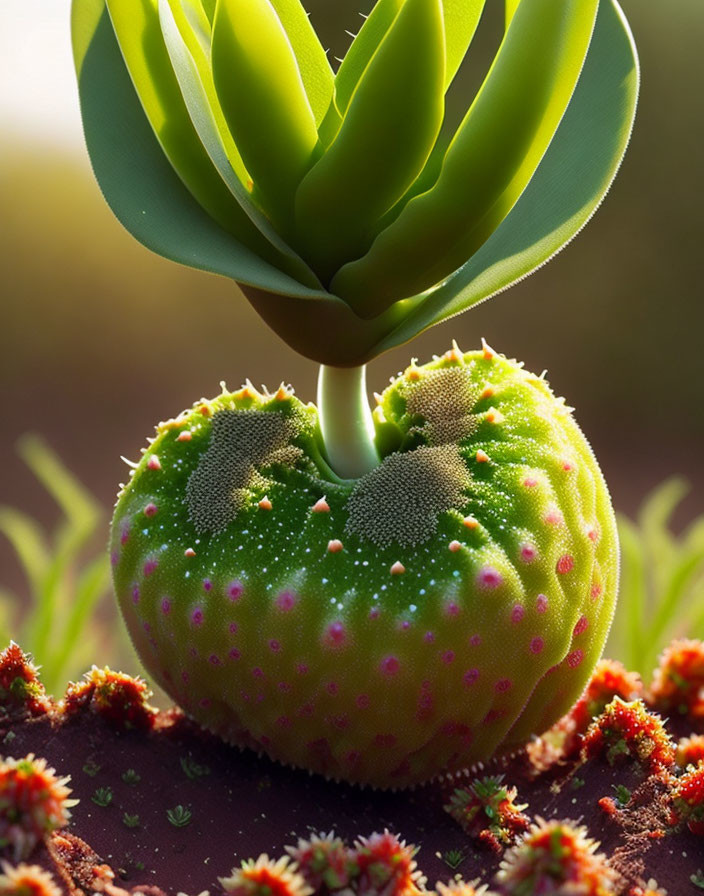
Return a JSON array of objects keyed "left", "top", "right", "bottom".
[{"left": 2, "top": 0, "right": 703, "bottom": 611}]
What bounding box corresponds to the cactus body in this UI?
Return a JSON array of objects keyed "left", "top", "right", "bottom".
[{"left": 111, "top": 348, "right": 618, "bottom": 788}]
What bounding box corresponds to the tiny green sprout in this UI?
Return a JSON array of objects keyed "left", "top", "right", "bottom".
[
  {"left": 2, "top": 732, "right": 15, "bottom": 745},
  {"left": 82, "top": 759, "right": 101, "bottom": 778},
  {"left": 122, "top": 768, "right": 141, "bottom": 785},
  {"left": 180, "top": 755, "right": 210, "bottom": 780},
  {"left": 91, "top": 787, "right": 113, "bottom": 807},
  {"left": 612, "top": 783, "right": 631, "bottom": 808},
  {"left": 122, "top": 812, "right": 141, "bottom": 829},
  {"left": 692, "top": 870, "right": 704, "bottom": 890},
  {"left": 167, "top": 805, "right": 193, "bottom": 828},
  {"left": 441, "top": 849, "right": 466, "bottom": 871},
  {"left": 570, "top": 776, "right": 585, "bottom": 791},
  {"left": 257, "top": 775, "right": 272, "bottom": 792}
]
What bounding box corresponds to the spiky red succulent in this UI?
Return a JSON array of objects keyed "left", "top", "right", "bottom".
[
  {"left": 0, "top": 645, "right": 50, "bottom": 719},
  {"left": 648, "top": 640, "right": 704, "bottom": 721},
  {"left": 675, "top": 734, "right": 704, "bottom": 769},
  {"left": 220, "top": 855, "right": 313, "bottom": 896},
  {"left": 444, "top": 776, "right": 530, "bottom": 852},
  {"left": 285, "top": 831, "right": 358, "bottom": 892},
  {"left": 434, "top": 883, "right": 496, "bottom": 896},
  {"left": 0, "top": 756, "right": 75, "bottom": 861},
  {"left": 0, "top": 861, "right": 62, "bottom": 896},
  {"left": 582, "top": 698, "right": 675, "bottom": 774},
  {"left": 353, "top": 831, "right": 426, "bottom": 896},
  {"left": 495, "top": 818, "right": 617, "bottom": 896},
  {"left": 61, "top": 666, "right": 156, "bottom": 731},
  {"left": 669, "top": 760, "right": 704, "bottom": 835}
]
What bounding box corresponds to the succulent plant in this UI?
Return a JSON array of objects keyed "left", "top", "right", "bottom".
[{"left": 72, "top": 0, "right": 638, "bottom": 786}]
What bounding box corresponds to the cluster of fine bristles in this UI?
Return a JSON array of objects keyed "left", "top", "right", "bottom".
[{"left": 111, "top": 346, "right": 618, "bottom": 787}]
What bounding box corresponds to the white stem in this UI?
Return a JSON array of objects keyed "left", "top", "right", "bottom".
[{"left": 317, "top": 364, "right": 380, "bottom": 479}]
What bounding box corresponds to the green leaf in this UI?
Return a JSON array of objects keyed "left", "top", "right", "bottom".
[
  {"left": 295, "top": 0, "right": 446, "bottom": 282},
  {"left": 333, "top": 0, "right": 600, "bottom": 314},
  {"left": 369, "top": 0, "right": 639, "bottom": 354},
  {"left": 267, "top": 0, "right": 334, "bottom": 126},
  {"left": 211, "top": 0, "right": 319, "bottom": 232},
  {"left": 505, "top": 0, "right": 520, "bottom": 27},
  {"left": 442, "top": 0, "right": 486, "bottom": 89},
  {"left": 72, "top": 0, "right": 328, "bottom": 296},
  {"left": 0, "top": 508, "right": 50, "bottom": 598},
  {"left": 158, "top": 0, "right": 320, "bottom": 284}
]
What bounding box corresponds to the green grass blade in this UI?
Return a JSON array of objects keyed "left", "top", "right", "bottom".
[
  {"left": 211, "top": 0, "right": 319, "bottom": 233},
  {"left": 442, "top": 0, "right": 486, "bottom": 89},
  {"left": 72, "top": 0, "right": 328, "bottom": 296},
  {"left": 0, "top": 509, "right": 50, "bottom": 597},
  {"left": 333, "top": 0, "right": 599, "bottom": 313},
  {"left": 613, "top": 515, "right": 647, "bottom": 673},
  {"left": 369, "top": 0, "right": 639, "bottom": 355},
  {"left": 295, "top": 0, "right": 445, "bottom": 281}
]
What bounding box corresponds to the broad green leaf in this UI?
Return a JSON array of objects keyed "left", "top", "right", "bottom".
[
  {"left": 211, "top": 0, "right": 319, "bottom": 232},
  {"left": 267, "top": 0, "right": 335, "bottom": 125},
  {"left": 505, "top": 0, "right": 520, "bottom": 27},
  {"left": 158, "top": 0, "right": 320, "bottom": 283},
  {"left": 333, "top": 0, "right": 599, "bottom": 314},
  {"left": 367, "top": 0, "right": 639, "bottom": 354},
  {"left": 105, "top": 0, "right": 270, "bottom": 243},
  {"left": 334, "top": 0, "right": 403, "bottom": 117},
  {"left": 72, "top": 0, "right": 328, "bottom": 296},
  {"left": 442, "top": 0, "right": 486, "bottom": 88},
  {"left": 295, "top": 0, "right": 445, "bottom": 281}
]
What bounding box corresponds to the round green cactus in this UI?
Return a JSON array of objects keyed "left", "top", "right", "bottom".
[
  {"left": 73, "top": 0, "right": 638, "bottom": 787},
  {"left": 111, "top": 348, "right": 617, "bottom": 787}
]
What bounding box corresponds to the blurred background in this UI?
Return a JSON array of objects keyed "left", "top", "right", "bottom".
[{"left": 1, "top": 0, "right": 702, "bottom": 689}]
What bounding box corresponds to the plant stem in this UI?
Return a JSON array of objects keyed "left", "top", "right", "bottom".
[{"left": 317, "top": 364, "right": 379, "bottom": 479}]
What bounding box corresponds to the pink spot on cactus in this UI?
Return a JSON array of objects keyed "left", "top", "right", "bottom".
[
  {"left": 424, "top": 631, "right": 435, "bottom": 643},
  {"left": 296, "top": 663, "right": 309, "bottom": 676},
  {"left": 203, "top": 578, "right": 212, "bottom": 592},
  {"left": 160, "top": 597, "right": 171, "bottom": 615},
  {"left": 523, "top": 476, "right": 538, "bottom": 488},
  {"left": 380, "top": 655, "right": 400, "bottom": 677},
  {"left": 588, "top": 526, "right": 600, "bottom": 543},
  {"left": 143, "top": 558, "right": 158, "bottom": 578},
  {"left": 269, "top": 639, "right": 281, "bottom": 653},
  {"left": 530, "top": 637, "right": 545, "bottom": 654},
  {"left": 445, "top": 601, "right": 461, "bottom": 617},
  {"left": 441, "top": 650, "right": 455, "bottom": 665},
  {"left": 144, "top": 503, "right": 158, "bottom": 517},
  {"left": 228, "top": 648, "right": 241, "bottom": 661},
  {"left": 111, "top": 551, "right": 120, "bottom": 568},
  {"left": 227, "top": 580, "right": 244, "bottom": 601},
  {"left": 199, "top": 698, "right": 211, "bottom": 708},
  {"left": 346, "top": 751, "right": 360, "bottom": 765},
  {"left": 495, "top": 678, "right": 513, "bottom": 693},
  {"left": 147, "top": 455, "right": 161, "bottom": 471},
  {"left": 324, "top": 621, "right": 346, "bottom": 648},
  {"left": 326, "top": 681, "right": 339, "bottom": 696},
  {"left": 562, "top": 460, "right": 574, "bottom": 472},
  {"left": 544, "top": 507, "right": 564, "bottom": 526},
  {"left": 191, "top": 606, "right": 204, "bottom": 626},
  {"left": 143, "top": 622, "right": 151, "bottom": 633},
  {"left": 573, "top": 615, "right": 589, "bottom": 636},
  {"left": 511, "top": 604, "right": 525, "bottom": 624},
  {"left": 131, "top": 585, "right": 140, "bottom": 605},
  {"left": 299, "top": 703, "right": 314, "bottom": 718},
  {"left": 120, "top": 526, "right": 130, "bottom": 545},
  {"left": 417, "top": 691, "right": 433, "bottom": 713},
  {"left": 399, "top": 620, "right": 411, "bottom": 631},
  {"left": 356, "top": 694, "right": 370, "bottom": 709},
  {"left": 556, "top": 554, "right": 575, "bottom": 575},
  {"left": 275, "top": 590, "right": 296, "bottom": 611},
  {"left": 252, "top": 667, "right": 264, "bottom": 679},
  {"left": 536, "top": 594, "right": 548, "bottom": 613},
  {"left": 278, "top": 681, "right": 291, "bottom": 692},
  {"left": 229, "top": 622, "right": 238, "bottom": 635},
  {"left": 591, "top": 583, "right": 603, "bottom": 599},
  {"left": 209, "top": 654, "right": 221, "bottom": 666},
  {"left": 477, "top": 566, "right": 502, "bottom": 589},
  {"left": 181, "top": 671, "right": 189, "bottom": 684},
  {"left": 276, "top": 716, "right": 291, "bottom": 728},
  {"left": 520, "top": 543, "right": 537, "bottom": 563},
  {"left": 330, "top": 715, "right": 348, "bottom": 729},
  {"left": 463, "top": 668, "right": 480, "bottom": 686},
  {"left": 374, "top": 733, "right": 397, "bottom": 748},
  {"left": 567, "top": 649, "right": 584, "bottom": 669},
  {"left": 469, "top": 634, "right": 482, "bottom": 647}
]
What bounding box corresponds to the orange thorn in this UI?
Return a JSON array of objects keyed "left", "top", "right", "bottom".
[
  {"left": 480, "top": 385, "right": 495, "bottom": 400},
  {"left": 312, "top": 497, "right": 330, "bottom": 513},
  {"left": 373, "top": 392, "right": 384, "bottom": 406},
  {"left": 177, "top": 430, "right": 192, "bottom": 442},
  {"left": 390, "top": 561, "right": 406, "bottom": 575},
  {"left": 185, "top": 548, "right": 196, "bottom": 557},
  {"left": 327, "top": 539, "right": 343, "bottom": 553},
  {"left": 475, "top": 449, "right": 489, "bottom": 464},
  {"left": 258, "top": 496, "right": 273, "bottom": 510},
  {"left": 481, "top": 338, "right": 495, "bottom": 360},
  {"left": 404, "top": 361, "right": 421, "bottom": 381},
  {"left": 147, "top": 455, "right": 161, "bottom": 471},
  {"left": 463, "top": 516, "right": 479, "bottom": 529},
  {"left": 448, "top": 540, "right": 462, "bottom": 552},
  {"left": 485, "top": 408, "right": 504, "bottom": 424}
]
